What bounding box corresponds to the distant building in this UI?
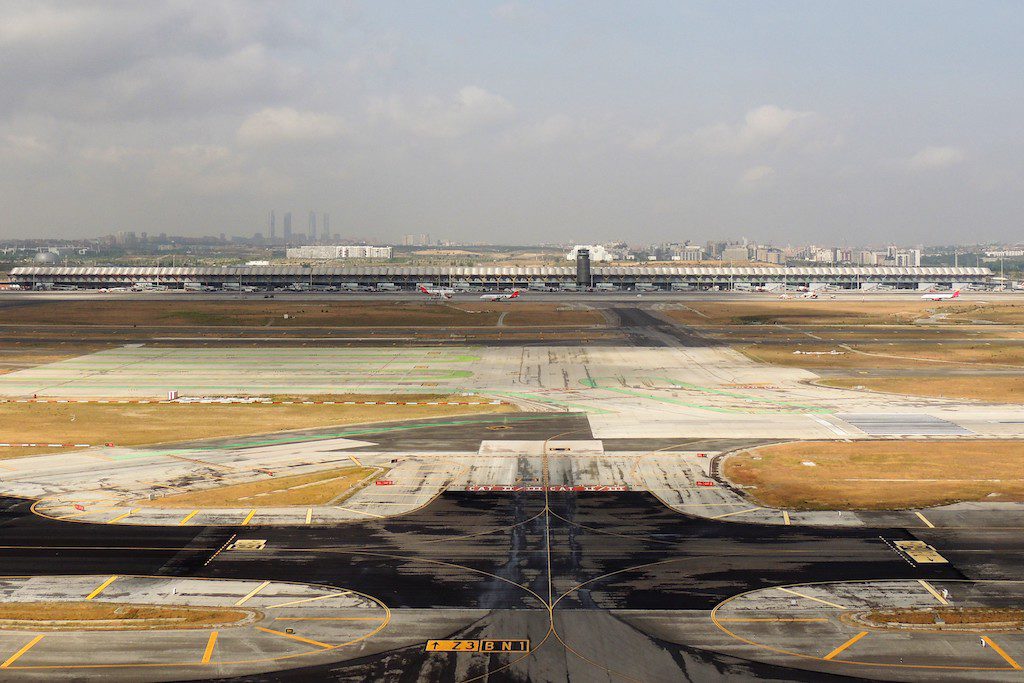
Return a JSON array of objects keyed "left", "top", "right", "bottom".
[
  {"left": 286, "top": 245, "right": 393, "bottom": 259},
  {"left": 403, "top": 233, "right": 431, "bottom": 246},
  {"left": 269, "top": 210, "right": 276, "bottom": 239},
  {"left": 308, "top": 211, "right": 317, "bottom": 242},
  {"left": 565, "top": 245, "right": 615, "bottom": 262},
  {"left": 283, "top": 212, "right": 292, "bottom": 241},
  {"left": 721, "top": 246, "right": 750, "bottom": 262}
]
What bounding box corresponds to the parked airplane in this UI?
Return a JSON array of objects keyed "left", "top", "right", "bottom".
[
  {"left": 480, "top": 290, "right": 520, "bottom": 301},
  {"left": 419, "top": 285, "right": 455, "bottom": 300},
  {"left": 921, "top": 289, "right": 960, "bottom": 301}
]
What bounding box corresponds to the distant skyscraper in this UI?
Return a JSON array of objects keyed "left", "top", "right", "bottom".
[
  {"left": 309, "top": 211, "right": 317, "bottom": 241},
  {"left": 322, "top": 213, "right": 330, "bottom": 241},
  {"left": 283, "top": 212, "right": 292, "bottom": 242},
  {"left": 269, "top": 210, "right": 276, "bottom": 240}
]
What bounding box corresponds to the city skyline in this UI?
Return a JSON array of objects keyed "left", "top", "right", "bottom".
[{"left": 1, "top": 2, "right": 1021, "bottom": 243}]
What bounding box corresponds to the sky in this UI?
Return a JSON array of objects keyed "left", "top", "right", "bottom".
[{"left": 1, "top": 1, "right": 1021, "bottom": 245}]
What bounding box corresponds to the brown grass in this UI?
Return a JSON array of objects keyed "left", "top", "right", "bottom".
[
  {"left": 863, "top": 608, "right": 1024, "bottom": 628},
  {"left": 0, "top": 602, "right": 250, "bottom": 631},
  {"left": 0, "top": 300, "right": 602, "bottom": 328},
  {"left": 724, "top": 440, "right": 1024, "bottom": 510},
  {"left": 137, "top": 466, "right": 379, "bottom": 507},
  {"left": 664, "top": 301, "right": 942, "bottom": 326},
  {"left": 740, "top": 342, "right": 1024, "bottom": 369},
  {"left": 0, "top": 395, "right": 517, "bottom": 459},
  {"left": 822, "top": 377, "right": 1024, "bottom": 403}
]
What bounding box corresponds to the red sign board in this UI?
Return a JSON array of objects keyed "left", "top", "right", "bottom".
[
  {"left": 375, "top": 480, "right": 394, "bottom": 486},
  {"left": 696, "top": 481, "right": 715, "bottom": 487}
]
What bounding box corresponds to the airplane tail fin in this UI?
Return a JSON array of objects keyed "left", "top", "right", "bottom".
[
  {"left": 511, "top": 290, "right": 520, "bottom": 298},
  {"left": 953, "top": 290, "right": 961, "bottom": 298}
]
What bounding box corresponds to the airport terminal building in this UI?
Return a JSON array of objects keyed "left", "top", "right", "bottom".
[{"left": 9, "top": 265, "right": 995, "bottom": 292}]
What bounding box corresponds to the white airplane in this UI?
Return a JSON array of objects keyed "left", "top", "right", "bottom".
[
  {"left": 800, "top": 291, "right": 819, "bottom": 299},
  {"left": 921, "top": 289, "right": 960, "bottom": 301},
  {"left": 419, "top": 285, "right": 455, "bottom": 300},
  {"left": 480, "top": 290, "right": 520, "bottom": 301}
]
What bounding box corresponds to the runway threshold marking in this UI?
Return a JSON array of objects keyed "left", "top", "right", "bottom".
[
  {"left": 776, "top": 587, "right": 847, "bottom": 609},
  {"left": 257, "top": 627, "right": 332, "bottom": 649},
  {"left": 178, "top": 510, "right": 199, "bottom": 525},
  {"left": 823, "top": 631, "right": 868, "bottom": 661},
  {"left": 711, "top": 507, "right": 762, "bottom": 519},
  {"left": 918, "top": 579, "right": 949, "bottom": 605},
  {"left": 234, "top": 580, "right": 270, "bottom": 606},
  {"left": 983, "top": 636, "right": 1022, "bottom": 670},
  {"left": 201, "top": 631, "right": 218, "bottom": 664},
  {"left": 240, "top": 509, "right": 257, "bottom": 526},
  {"left": 267, "top": 592, "right": 350, "bottom": 609},
  {"left": 85, "top": 575, "right": 118, "bottom": 600},
  {"left": 1, "top": 634, "right": 44, "bottom": 669},
  {"left": 914, "top": 511, "right": 936, "bottom": 528}
]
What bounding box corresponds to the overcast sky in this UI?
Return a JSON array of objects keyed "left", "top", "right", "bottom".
[{"left": 1, "top": 1, "right": 1021, "bottom": 245}]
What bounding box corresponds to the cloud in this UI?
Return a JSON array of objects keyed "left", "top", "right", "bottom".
[
  {"left": 693, "top": 105, "right": 819, "bottom": 155},
  {"left": 905, "top": 145, "right": 965, "bottom": 171},
  {"left": 237, "top": 107, "right": 347, "bottom": 146},
  {"left": 371, "top": 86, "right": 514, "bottom": 138},
  {"left": 739, "top": 165, "right": 775, "bottom": 185}
]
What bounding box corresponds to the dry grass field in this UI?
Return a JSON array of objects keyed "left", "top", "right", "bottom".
[
  {"left": 822, "top": 377, "right": 1024, "bottom": 403},
  {"left": 0, "top": 343, "right": 111, "bottom": 375},
  {"left": 138, "top": 466, "right": 379, "bottom": 507},
  {"left": 0, "top": 603, "right": 250, "bottom": 630},
  {"left": 740, "top": 341, "right": 1024, "bottom": 369},
  {"left": 664, "top": 301, "right": 941, "bottom": 326},
  {"left": 724, "top": 440, "right": 1024, "bottom": 510},
  {"left": 0, "top": 300, "right": 602, "bottom": 328},
  {"left": 0, "top": 395, "right": 517, "bottom": 458}
]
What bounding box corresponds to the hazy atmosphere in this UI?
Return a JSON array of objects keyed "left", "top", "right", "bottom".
[{"left": 2, "top": 0, "right": 1021, "bottom": 244}]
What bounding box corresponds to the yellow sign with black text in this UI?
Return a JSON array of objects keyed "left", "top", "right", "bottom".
[{"left": 426, "top": 639, "right": 529, "bottom": 653}]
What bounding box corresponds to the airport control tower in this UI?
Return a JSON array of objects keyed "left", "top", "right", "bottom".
[{"left": 576, "top": 248, "right": 591, "bottom": 288}]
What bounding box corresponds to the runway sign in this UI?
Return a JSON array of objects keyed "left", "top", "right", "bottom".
[
  {"left": 375, "top": 480, "right": 395, "bottom": 486},
  {"left": 696, "top": 481, "right": 715, "bottom": 487},
  {"left": 426, "top": 639, "right": 529, "bottom": 653}
]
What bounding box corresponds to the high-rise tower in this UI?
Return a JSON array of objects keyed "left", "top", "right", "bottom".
[
  {"left": 309, "top": 211, "right": 317, "bottom": 241},
  {"left": 269, "top": 210, "right": 276, "bottom": 240},
  {"left": 283, "top": 212, "right": 292, "bottom": 242}
]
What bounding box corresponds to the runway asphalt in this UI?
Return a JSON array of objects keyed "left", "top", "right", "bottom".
[{"left": 1, "top": 298, "right": 1024, "bottom": 680}]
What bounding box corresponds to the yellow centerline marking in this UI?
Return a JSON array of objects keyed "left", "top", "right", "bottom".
[
  {"left": 273, "top": 616, "right": 384, "bottom": 621},
  {"left": 914, "top": 511, "right": 936, "bottom": 528},
  {"left": 711, "top": 507, "right": 763, "bottom": 519},
  {"left": 257, "top": 626, "right": 332, "bottom": 649},
  {"left": 776, "top": 587, "right": 847, "bottom": 609},
  {"left": 267, "top": 592, "right": 350, "bottom": 609},
  {"left": 85, "top": 575, "right": 118, "bottom": 601},
  {"left": 782, "top": 510, "right": 791, "bottom": 525},
  {"left": 1, "top": 634, "right": 44, "bottom": 669},
  {"left": 349, "top": 455, "right": 362, "bottom": 466},
  {"left": 178, "top": 510, "right": 199, "bottom": 526},
  {"left": 240, "top": 509, "right": 256, "bottom": 526},
  {"left": 107, "top": 509, "right": 135, "bottom": 524},
  {"left": 305, "top": 508, "right": 312, "bottom": 524},
  {"left": 824, "top": 631, "right": 868, "bottom": 661},
  {"left": 201, "top": 631, "right": 218, "bottom": 664},
  {"left": 234, "top": 580, "right": 270, "bottom": 606},
  {"left": 717, "top": 617, "right": 828, "bottom": 623},
  {"left": 918, "top": 579, "right": 949, "bottom": 605},
  {"left": 983, "top": 636, "right": 1022, "bottom": 670},
  {"left": 335, "top": 506, "right": 384, "bottom": 518}
]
